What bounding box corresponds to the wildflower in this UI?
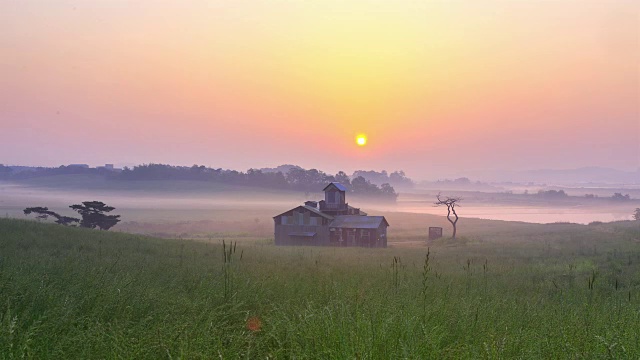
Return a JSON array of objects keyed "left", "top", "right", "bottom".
[{"left": 246, "top": 316, "right": 262, "bottom": 332}]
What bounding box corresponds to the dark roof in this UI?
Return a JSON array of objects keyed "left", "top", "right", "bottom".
[
  {"left": 347, "top": 205, "right": 367, "bottom": 216},
  {"left": 323, "top": 182, "right": 348, "bottom": 192},
  {"left": 329, "top": 215, "right": 389, "bottom": 229},
  {"left": 273, "top": 205, "right": 334, "bottom": 220},
  {"left": 302, "top": 205, "right": 333, "bottom": 219}
]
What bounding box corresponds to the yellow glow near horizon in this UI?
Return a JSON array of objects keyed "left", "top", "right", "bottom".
[{"left": 1, "top": 1, "right": 637, "bottom": 173}]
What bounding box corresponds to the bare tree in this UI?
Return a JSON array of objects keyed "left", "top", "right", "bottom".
[{"left": 435, "top": 194, "right": 461, "bottom": 239}]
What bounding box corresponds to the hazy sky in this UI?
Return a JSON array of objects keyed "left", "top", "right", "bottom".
[{"left": 1, "top": 0, "right": 638, "bottom": 179}]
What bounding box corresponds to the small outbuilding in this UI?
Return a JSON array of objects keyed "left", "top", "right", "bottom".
[{"left": 428, "top": 227, "right": 443, "bottom": 240}]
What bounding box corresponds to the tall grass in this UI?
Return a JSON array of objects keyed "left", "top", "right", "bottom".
[{"left": 1, "top": 218, "right": 639, "bottom": 358}]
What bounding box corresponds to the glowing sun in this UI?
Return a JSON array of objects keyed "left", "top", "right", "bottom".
[{"left": 356, "top": 134, "right": 367, "bottom": 146}]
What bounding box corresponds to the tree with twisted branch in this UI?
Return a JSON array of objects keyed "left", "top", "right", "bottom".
[
  {"left": 435, "top": 194, "right": 461, "bottom": 239},
  {"left": 24, "top": 207, "right": 80, "bottom": 226},
  {"left": 24, "top": 201, "right": 120, "bottom": 230}
]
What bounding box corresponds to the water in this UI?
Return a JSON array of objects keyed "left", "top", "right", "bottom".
[{"left": 394, "top": 203, "right": 633, "bottom": 224}]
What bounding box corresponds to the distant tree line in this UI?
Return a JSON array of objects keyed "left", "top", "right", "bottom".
[
  {"left": 538, "top": 190, "right": 634, "bottom": 201},
  {"left": 351, "top": 170, "right": 414, "bottom": 188},
  {"left": 0, "top": 163, "right": 399, "bottom": 201},
  {"left": 584, "top": 192, "right": 633, "bottom": 201},
  {"left": 0, "top": 164, "right": 11, "bottom": 177},
  {"left": 0, "top": 164, "right": 114, "bottom": 180},
  {"left": 119, "top": 164, "right": 401, "bottom": 199},
  {"left": 120, "top": 164, "right": 399, "bottom": 200},
  {"left": 119, "top": 164, "right": 290, "bottom": 187},
  {"left": 611, "top": 193, "right": 631, "bottom": 201},
  {"left": 434, "top": 177, "right": 474, "bottom": 185},
  {"left": 536, "top": 190, "right": 569, "bottom": 198}
]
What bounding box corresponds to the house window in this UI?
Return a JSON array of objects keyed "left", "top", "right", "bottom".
[
  {"left": 281, "top": 216, "right": 288, "bottom": 225},
  {"left": 361, "top": 230, "right": 370, "bottom": 241}
]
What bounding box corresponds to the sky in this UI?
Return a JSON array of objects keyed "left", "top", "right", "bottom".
[{"left": 1, "top": 0, "right": 638, "bottom": 179}]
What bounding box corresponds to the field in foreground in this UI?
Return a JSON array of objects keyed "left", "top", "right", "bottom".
[{"left": 1, "top": 219, "right": 640, "bottom": 358}]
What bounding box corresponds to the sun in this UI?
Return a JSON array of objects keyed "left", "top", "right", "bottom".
[{"left": 356, "top": 134, "right": 367, "bottom": 146}]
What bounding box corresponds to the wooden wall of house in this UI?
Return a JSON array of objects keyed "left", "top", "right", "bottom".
[
  {"left": 273, "top": 207, "right": 331, "bottom": 246},
  {"left": 274, "top": 223, "right": 388, "bottom": 248},
  {"left": 378, "top": 224, "right": 388, "bottom": 248},
  {"left": 274, "top": 224, "right": 330, "bottom": 246},
  {"left": 328, "top": 227, "right": 387, "bottom": 248}
]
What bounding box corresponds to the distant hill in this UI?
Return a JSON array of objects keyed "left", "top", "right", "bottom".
[
  {"left": 459, "top": 167, "right": 640, "bottom": 185},
  {"left": 513, "top": 167, "right": 640, "bottom": 185}
]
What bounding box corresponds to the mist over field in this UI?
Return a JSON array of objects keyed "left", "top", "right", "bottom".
[{"left": 1, "top": 165, "right": 638, "bottom": 241}]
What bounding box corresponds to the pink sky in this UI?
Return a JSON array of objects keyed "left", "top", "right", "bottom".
[{"left": 1, "top": 0, "right": 638, "bottom": 179}]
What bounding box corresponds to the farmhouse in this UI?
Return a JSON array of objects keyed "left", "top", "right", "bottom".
[{"left": 273, "top": 183, "right": 389, "bottom": 247}]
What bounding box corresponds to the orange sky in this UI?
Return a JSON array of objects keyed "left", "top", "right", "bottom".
[{"left": 1, "top": 0, "right": 638, "bottom": 179}]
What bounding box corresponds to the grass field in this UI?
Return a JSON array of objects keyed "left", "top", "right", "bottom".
[{"left": 2, "top": 218, "right": 640, "bottom": 358}]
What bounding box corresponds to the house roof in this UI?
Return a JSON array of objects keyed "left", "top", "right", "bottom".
[
  {"left": 347, "top": 205, "right": 367, "bottom": 216},
  {"left": 329, "top": 215, "right": 389, "bottom": 229},
  {"left": 323, "top": 182, "right": 348, "bottom": 192},
  {"left": 273, "top": 205, "right": 334, "bottom": 220}
]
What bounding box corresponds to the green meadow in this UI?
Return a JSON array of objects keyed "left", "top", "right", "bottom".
[{"left": 1, "top": 218, "right": 640, "bottom": 358}]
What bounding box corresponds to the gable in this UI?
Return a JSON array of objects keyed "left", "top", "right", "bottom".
[
  {"left": 274, "top": 205, "right": 334, "bottom": 226},
  {"left": 323, "top": 182, "right": 347, "bottom": 192},
  {"left": 275, "top": 205, "right": 333, "bottom": 219}
]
